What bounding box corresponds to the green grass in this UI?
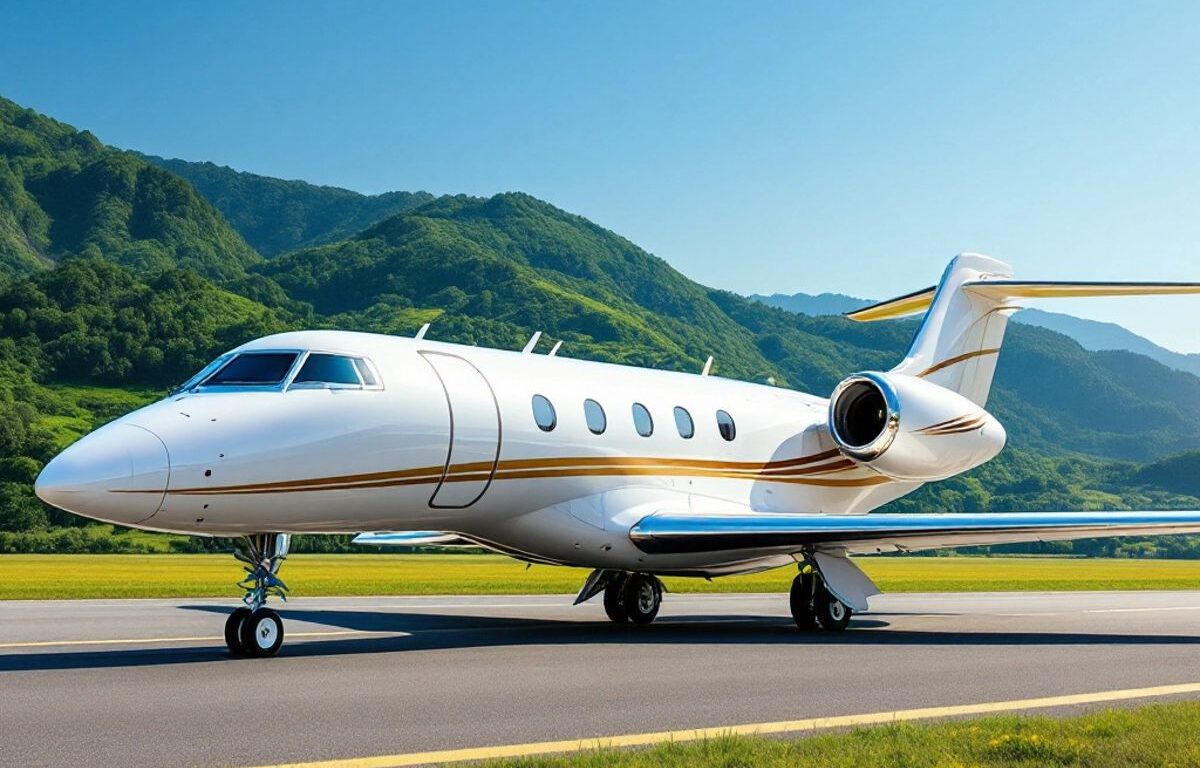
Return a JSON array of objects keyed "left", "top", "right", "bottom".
[
  {"left": 2, "top": 554, "right": 1200, "bottom": 600},
  {"left": 478, "top": 702, "right": 1200, "bottom": 768}
]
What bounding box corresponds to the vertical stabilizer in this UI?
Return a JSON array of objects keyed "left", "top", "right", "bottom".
[
  {"left": 891, "top": 254, "right": 1016, "bottom": 405},
  {"left": 848, "top": 254, "right": 1017, "bottom": 406}
]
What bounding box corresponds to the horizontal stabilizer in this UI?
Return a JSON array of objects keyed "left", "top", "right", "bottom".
[
  {"left": 847, "top": 280, "right": 1200, "bottom": 322},
  {"left": 845, "top": 286, "right": 937, "bottom": 321},
  {"left": 964, "top": 280, "right": 1200, "bottom": 302},
  {"left": 352, "top": 531, "right": 477, "bottom": 547},
  {"left": 629, "top": 510, "right": 1200, "bottom": 555}
]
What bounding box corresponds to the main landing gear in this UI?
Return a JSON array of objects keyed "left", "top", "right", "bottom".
[
  {"left": 224, "top": 533, "right": 290, "bottom": 657},
  {"left": 790, "top": 562, "right": 851, "bottom": 632},
  {"left": 603, "top": 572, "right": 664, "bottom": 625},
  {"left": 575, "top": 570, "right": 665, "bottom": 625}
]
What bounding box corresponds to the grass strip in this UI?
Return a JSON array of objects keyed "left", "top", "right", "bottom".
[
  {"left": 476, "top": 701, "right": 1200, "bottom": 768},
  {"left": 2, "top": 554, "right": 1200, "bottom": 600}
]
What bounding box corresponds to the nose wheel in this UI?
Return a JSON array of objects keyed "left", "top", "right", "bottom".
[
  {"left": 225, "top": 533, "right": 290, "bottom": 657},
  {"left": 790, "top": 563, "right": 852, "bottom": 632}
]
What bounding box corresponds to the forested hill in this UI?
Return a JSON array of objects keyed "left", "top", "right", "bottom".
[
  {"left": 1, "top": 94, "right": 1198, "bottom": 553},
  {"left": 0, "top": 97, "right": 259, "bottom": 281},
  {"left": 141, "top": 154, "right": 434, "bottom": 257}
]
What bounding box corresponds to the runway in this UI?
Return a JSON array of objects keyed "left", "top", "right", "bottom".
[{"left": 3, "top": 591, "right": 1200, "bottom": 767}]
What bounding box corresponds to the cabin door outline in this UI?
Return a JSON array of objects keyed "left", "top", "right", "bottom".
[{"left": 420, "top": 351, "right": 502, "bottom": 508}]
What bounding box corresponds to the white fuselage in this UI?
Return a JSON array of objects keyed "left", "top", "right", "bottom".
[{"left": 37, "top": 330, "right": 922, "bottom": 576}]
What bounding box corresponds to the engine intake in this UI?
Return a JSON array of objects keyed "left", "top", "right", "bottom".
[
  {"left": 828, "top": 371, "right": 1006, "bottom": 482},
  {"left": 829, "top": 374, "right": 900, "bottom": 460}
]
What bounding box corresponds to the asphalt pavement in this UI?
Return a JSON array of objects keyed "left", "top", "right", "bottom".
[{"left": 3, "top": 590, "right": 1200, "bottom": 767}]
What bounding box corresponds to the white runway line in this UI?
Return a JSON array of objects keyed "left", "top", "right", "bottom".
[{"left": 0, "top": 629, "right": 408, "bottom": 650}]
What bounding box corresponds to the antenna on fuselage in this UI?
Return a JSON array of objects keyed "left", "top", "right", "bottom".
[
  {"left": 414, "top": 323, "right": 430, "bottom": 340},
  {"left": 548, "top": 340, "right": 563, "bottom": 357},
  {"left": 701, "top": 355, "right": 714, "bottom": 376},
  {"left": 522, "top": 331, "right": 543, "bottom": 354}
]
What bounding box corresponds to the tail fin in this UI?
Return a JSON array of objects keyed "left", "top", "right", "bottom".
[{"left": 847, "top": 253, "right": 1200, "bottom": 406}]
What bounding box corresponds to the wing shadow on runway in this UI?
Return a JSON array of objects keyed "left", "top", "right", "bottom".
[{"left": 1, "top": 604, "right": 1198, "bottom": 673}]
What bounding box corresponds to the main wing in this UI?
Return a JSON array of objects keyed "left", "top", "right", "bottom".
[{"left": 629, "top": 510, "right": 1200, "bottom": 555}]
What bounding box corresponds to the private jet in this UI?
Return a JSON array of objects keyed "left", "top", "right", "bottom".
[{"left": 34, "top": 254, "right": 1200, "bottom": 657}]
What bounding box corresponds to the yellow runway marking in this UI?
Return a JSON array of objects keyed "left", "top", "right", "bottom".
[
  {"left": 0, "top": 629, "right": 405, "bottom": 650},
  {"left": 249, "top": 681, "right": 1200, "bottom": 768}
]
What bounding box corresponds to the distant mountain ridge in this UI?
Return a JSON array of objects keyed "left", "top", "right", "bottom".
[
  {"left": 140, "top": 155, "right": 435, "bottom": 257},
  {"left": 0, "top": 97, "right": 260, "bottom": 281},
  {"left": 752, "top": 291, "right": 1200, "bottom": 377}
]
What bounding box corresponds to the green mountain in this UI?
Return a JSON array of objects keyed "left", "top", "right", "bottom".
[
  {"left": 0, "top": 97, "right": 260, "bottom": 282},
  {"left": 1132, "top": 450, "right": 1200, "bottom": 498},
  {"left": 141, "top": 154, "right": 435, "bottom": 257}
]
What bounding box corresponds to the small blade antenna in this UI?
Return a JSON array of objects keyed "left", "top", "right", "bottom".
[{"left": 522, "top": 331, "right": 543, "bottom": 354}]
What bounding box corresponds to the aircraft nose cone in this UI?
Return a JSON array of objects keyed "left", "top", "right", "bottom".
[{"left": 35, "top": 424, "right": 169, "bottom": 525}]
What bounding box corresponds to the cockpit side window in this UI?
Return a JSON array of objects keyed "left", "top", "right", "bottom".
[
  {"left": 204, "top": 352, "right": 299, "bottom": 386},
  {"left": 288, "top": 353, "right": 381, "bottom": 390},
  {"left": 293, "top": 354, "right": 361, "bottom": 385},
  {"left": 353, "top": 358, "right": 378, "bottom": 387}
]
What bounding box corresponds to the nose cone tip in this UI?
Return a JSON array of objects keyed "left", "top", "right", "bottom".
[{"left": 35, "top": 424, "right": 169, "bottom": 525}]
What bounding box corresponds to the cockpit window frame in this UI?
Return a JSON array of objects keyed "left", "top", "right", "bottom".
[{"left": 186, "top": 348, "right": 385, "bottom": 394}]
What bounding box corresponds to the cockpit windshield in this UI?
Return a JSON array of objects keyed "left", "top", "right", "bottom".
[
  {"left": 171, "top": 349, "right": 381, "bottom": 394},
  {"left": 204, "top": 352, "right": 299, "bottom": 386}
]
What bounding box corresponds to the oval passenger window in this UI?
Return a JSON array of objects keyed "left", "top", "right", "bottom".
[
  {"left": 716, "top": 410, "right": 736, "bottom": 441},
  {"left": 632, "top": 403, "right": 653, "bottom": 437},
  {"left": 584, "top": 399, "right": 607, "bottom": 435},
  {"left": 674, "top": 406, "right": 694, "bottom": 439},
  {"left": 532, "top": 394, "right": 557, "bottom": 431}
]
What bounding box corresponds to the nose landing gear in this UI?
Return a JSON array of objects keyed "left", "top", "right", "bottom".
[
  {"left": 790, "top": 561, "right": 852, "bottom": 632},
  {"left": 224, "top": 533, "right": 290, "bottom": 657}
]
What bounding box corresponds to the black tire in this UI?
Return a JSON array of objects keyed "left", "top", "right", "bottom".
[
  {"left": 603, "top": 576, "right": 629, "bottom": 623},
  {"left": 789, "top": 573, "right": 818, "bottom": 631},
  {"left": 621, "top": 574, "right": 662, "bottom": 625},
  {"left": 815, "top": 589, "right": 852, "bottom": 632},
  {"left": 239, "top": 607, "right": 284, "bottom": 657},
  {"left": 224, "top": 607, "right": 251, "bottom": 656}
]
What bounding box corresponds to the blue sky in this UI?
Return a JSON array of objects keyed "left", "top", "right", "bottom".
[{"left": 3, "top": 1, "right": 1199, "bottom": 351}]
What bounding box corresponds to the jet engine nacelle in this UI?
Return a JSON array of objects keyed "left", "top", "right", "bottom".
[{"left": 828, "top": 371, "right": 1006, "bottom": 482}]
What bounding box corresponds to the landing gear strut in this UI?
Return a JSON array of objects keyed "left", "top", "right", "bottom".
[
  {"left": 224, "top": 533, "right": 290, "bottom": 657},
  {"left": 597, "top": 572, "right": 663, "bottom": 625},
  {"left": 790, "top": 561, "right": 851, "bottom": 632}
]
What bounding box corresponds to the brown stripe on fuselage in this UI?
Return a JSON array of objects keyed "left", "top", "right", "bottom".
[
  {"left": 159, "top": 464, "right": 890, "bottom": 495},
  {"left": 118, "top": 452, "right": 884, "bottom": 496},
  {"left": 153, "top": 447, "right": 850, "bottom": 495},
  {"left": 918, "top": 348, "right": 1001, "bottom": 378}
]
